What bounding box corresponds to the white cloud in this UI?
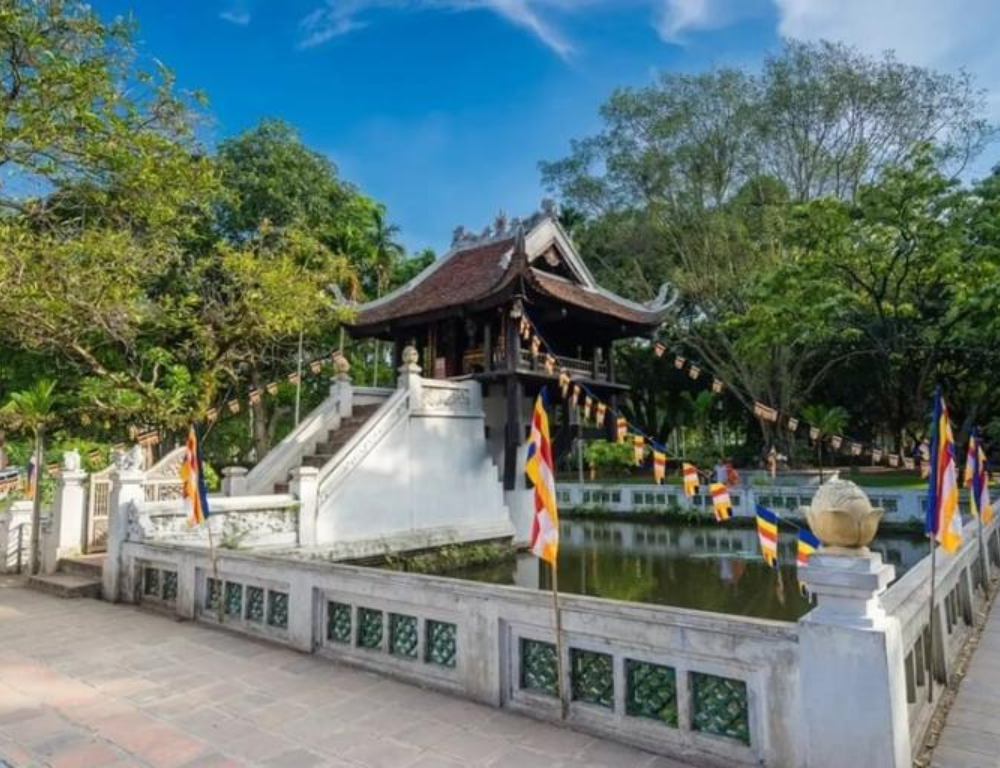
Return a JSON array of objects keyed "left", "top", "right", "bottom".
[
  {"left": 219, "top": 9, "right": 252, "bottom": 25},
  {"left": 654, "top": 0, "right": 766, "bottom": 42},
  {"left": 298, "top": 0, "right": 576, "bottom": 57},
  {"left": 773, "top": 0, "right": 1000, "bottom": 120}
]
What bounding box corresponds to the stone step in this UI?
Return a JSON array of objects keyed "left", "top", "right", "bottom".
[
  {"left": 26, "top": 573, "right": 102, "bottom": 599},
  {"left": 301, "top": 455, "right": 329, "bottom": 469},
  {"left": 57, "top": 555, "right": 104, "bottom": 579},
  {"left": 314, "top": 441, "right": 349, "bottom": 455}
]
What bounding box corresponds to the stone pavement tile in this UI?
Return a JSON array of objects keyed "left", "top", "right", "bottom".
[
  {"left": 391, "top": 719, "right": 467, "bottom": 750},
  {"left": 243, "top": 700, "right": 312, "bottom": 730},
  {"left": 421, "top": 697, "right": 496, "bottom": 730},
  {"left": 178, "top": 752, "right": 246, "bottom": 768},
  {"left": 314, "top": 724, "right": 382, "bottom": 756},
  {"left": 469, "top": 711, "right": 539, "bottom": 740},
  {"left": 574, "top": 737, "right": 656, "bottom": 767},
  {"left": 341, "top": 738, "right": 423, "bottom": 768},
  {"left": 213, "top": 727, "right": 298, "bottom": 763},
  {"left": 171, "top": 708, "right": 248, "bottom": 745},
  {"left": 47, "top": 740, "right": 127, "bottom": 768},
  {"left": 945, "top": 707, "right": 1000, "bottom": 737},
  {"left": 939, "top": 723, "right": 1000, "bottom": 757},
  {"left": 432, "top": 729, "right": 511, "bottom": 765},
  {"left": 484, "top": 745, "right": 564, "bottom": 768},
  {"left": 259, "top": 747, "right": 329, "bottom": 767},
  {"left": 409, "top": 755, "right": 465, "bottom": 768},
  {"left": 645, "top": 756, "right": 698, "bottom": 768},
  {"left": 517, "top": 722, "right": 595, "bottom": 758},
  {"left": 931, "top": 743, "right": 1000, "bottom": 768}
]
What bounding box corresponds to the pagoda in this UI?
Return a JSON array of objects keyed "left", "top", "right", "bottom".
[{"left": 346, "top": 204, "right": 675, "bottom": 497}]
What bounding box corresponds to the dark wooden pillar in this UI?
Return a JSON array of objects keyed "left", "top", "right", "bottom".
[
  {"left": 503, "top": 305, "right": 523, "bottom": 490},
  {"left": 483, "top": 320, "right": 492, "bottom": 372}
]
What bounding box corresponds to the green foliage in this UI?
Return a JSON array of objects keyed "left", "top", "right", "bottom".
[{"left": 585, "top": 440, "right": 635, "bottom": 478}]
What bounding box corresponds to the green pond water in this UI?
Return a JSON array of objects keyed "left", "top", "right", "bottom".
[{"left": 452, "top": 518, "right": 928, "bottom": 622}]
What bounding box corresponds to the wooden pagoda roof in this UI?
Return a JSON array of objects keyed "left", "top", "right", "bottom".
[{"left": 347, "top": 214, "right": 675, "bottom": 336}]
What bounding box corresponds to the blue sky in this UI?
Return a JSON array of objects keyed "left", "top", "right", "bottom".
[{"left": 91, "top": 1, "right": 1000, "bottom": 253}]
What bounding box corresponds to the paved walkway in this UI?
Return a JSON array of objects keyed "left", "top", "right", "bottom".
[
  {"left": 0, "top": 577, "right": 685, "bottom": 768},
  {"left": 931, "top": 597, "right": 1000, "bottom": 767}
]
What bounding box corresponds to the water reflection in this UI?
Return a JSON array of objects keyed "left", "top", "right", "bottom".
[{"left": 453, "top": 519, "right": 928, "bottom": 622}]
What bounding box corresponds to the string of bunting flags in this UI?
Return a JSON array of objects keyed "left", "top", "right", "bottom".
[{"left": 520, "top": 313, "right": 824, "bottom": 586}]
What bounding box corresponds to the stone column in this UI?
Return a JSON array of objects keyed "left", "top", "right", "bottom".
[
  {"left": 333, "top": 355, "right": 353, "bottom": 419},
  {"left": 102, "top": 465, "right": 146, "bottom": 603},
  {"left": 42, "top": 460, "right": 89, "bottom": 573},
  {"left": 221, "top": 466, "right": 248, "bottom": 497},
  {"left": 797, "top": 480, "right": 911, "bottom": 768},
  {"left": 290, "top": 466, "right": 319, "bottom": 548}
]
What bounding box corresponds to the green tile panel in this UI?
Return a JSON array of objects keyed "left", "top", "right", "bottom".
[
  {"left": 357, "top": 607, "right": 384, "bottom": 650},
  {"left": 327, "top": 602, "right": 352, "bottom": 644},
  {"left": 520, "top": 638, "right": 558, "bottom": 697},
  {"left": 625, "top": 660, "right": 678, "bottom": 726},
  {"left": 425, "top": 620, "right": 457, "bottom": 668},
  {"left": 267, "top": 591, "right": 289, "bottom": 629},
  {"left": 143, "top": 567, "right": 160, "bottom": 597},
  {"left": 570, "top": 649, "right": 614, "bottom": 709},
  {"left": 389, "top": 613, "right": 418, "bottom": 658},
  {"left": 246, "top": 586, "right": 265, "bottom": 623},
  {"left": 691, "top": 672, "right": 750, "bottom": 744},
  {"left": 224, "top": 582, "right": 243, "bottom": 617},
  {"left": 161, "top": 571, "right": 178, "bottom": 603}
]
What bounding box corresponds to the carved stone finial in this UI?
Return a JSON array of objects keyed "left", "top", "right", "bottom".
[
  {"left": 452, "top": 226, "right": 466, "bottom": 246},
  {"left": 114, "top": 444, "right": 144, "bottom": 472},
  {"left": 401, "top": 346, "right": 419, "bottom": 366},
  {"left": 804, "top": 478, "right": 884, "bottom": 554},
  {"left": 62, "top": 449, "right": 81, "bottom": 472},
  {"left": 334, "top": 354, "right": 351, "bottom": 379}
]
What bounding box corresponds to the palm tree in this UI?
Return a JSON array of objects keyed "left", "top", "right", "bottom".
[
  {"left": 801, "top": 404, "right": 849, "bottom": 482},
  {"left": 1, "top": 379, "right": 59, "bottom": 574}
]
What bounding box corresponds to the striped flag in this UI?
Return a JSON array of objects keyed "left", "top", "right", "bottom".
[
  {"left": 525, "top": 393, "right": 559, "bottom": 565},
  {"left": 632, "top": 435, "right": 645, "bottom": 466},
  {"left": 616, "top": 417, "right": 628, "bottom": 443},
  {"left": 926, "top": 390, "right": 961, "bottom": 553},
  {"left": 595, "top": 402, "right": 607, "bottom": 427},
  {"left": 558, "top": 370, "right": 571, "bottom": 398},
  {"left": 965, "top": 429, "right": 993, "bottom": 524},
  {"left": 653, "top": 451, "right": 667, "bottom": 485},
  {"left": 797, "top": 528, "right": 821, "bottom": 593},
  {"left": 653, "top": 341, "right": 666, "bottom": 358},
  {"left": 710, "top": 483, "right": 731, "bottom": 521},
  {"left": 755, "top": 505, "right": 779, "bottom": 567},
  {"left": 583, "top": 396, "right": 593, "bottom": 422},
  {"left": 180, "top": 426, "right": 211, "bottom": 526},
  {"left": 682, "top": 463, "right": 699, "bottom": 498}
]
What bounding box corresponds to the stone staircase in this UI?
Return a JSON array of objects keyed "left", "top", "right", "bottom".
[
  {"left": 27, "top": 554, "right": 103, "bottom": 599},
  {"left": 273, "top": 403, "right": 382, "bottom": 494}
]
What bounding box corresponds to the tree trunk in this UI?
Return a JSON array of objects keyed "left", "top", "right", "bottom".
[
  {"left": 251, "top": 370, "right": 269, "bottom": 462},
  {"left": 29, "top": 431, "right": 44, "bottom": 575}
]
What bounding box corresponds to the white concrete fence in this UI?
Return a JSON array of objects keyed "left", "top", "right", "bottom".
[
  {"left": 558, "top": 482, "right": 928, "bottom": 522},
  {"left": 94, "top": 461, "right": 1000, "bottom": 767}
]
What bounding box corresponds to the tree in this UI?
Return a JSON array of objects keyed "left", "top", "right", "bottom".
[
  {"left": 1, "top": 380, "right": 59, "bottom": 574},
  {"left": 800, "top": 405, "right": 849, "bottom": 480}
]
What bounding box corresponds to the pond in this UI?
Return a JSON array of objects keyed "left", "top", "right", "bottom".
[{"left": 451, "top": 518, "right": 928, "bottom": 622}]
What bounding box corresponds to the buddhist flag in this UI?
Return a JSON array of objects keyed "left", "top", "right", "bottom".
[
  {"left": 653, "top": 451, "right": 667, "bottom": 485},
  {"left": 525, "top": 393, "right": 559, "bottom": 565},
  {"left": 595, "top": 402, "right": 607, "bottom": 427},
  {"left": 710, "top": 483, "right": 731, "bottom": 522},
  {"left": 755, "top": 505, "right": 779, "bottom": 567},
  {"left": 797, "top": 528, "right": 821, "bottom": 592},
  {"left": 544, "top": 354, "right": 556, "bottom": 375},
  {"left": 653, "top": 341, "right": 666, "bottom": 358},
  {"left": 926, "top": 390, "right": 961, "bottom": 553},
  {"left": 180, "top": 426, "right": 211, "bottom": 526},
  {"left": 583, "top": 396, "right": 593, "bottom": 422},
  {"left": 559, "top": 370, "right": 571, "bottom": 398},
  {"left": 616, "top": 417, "right": 628, "bottom": 443},
  {"left": 965, "top": 428, "right": 993, "bottom": 524},
  {"left": 266, "top": 382, "right": 279, "bottom": 396},
  {"left": 682, "top": 463, "right": 699, "bottom": 498},
  {"left": 674, "top": 356, "right": 686, "bottom": 370},
  {"left": 711, "top": 377, "right": 724, "bottom": 394},
  {"left": 633, "top": 435, "right": 645, "bottom": 465}
]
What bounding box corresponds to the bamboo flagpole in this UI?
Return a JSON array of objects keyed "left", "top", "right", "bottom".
[
  {"left": 524, "top": 389, "right": 568, "bottom": 719},
  {"left": 927, "top": 534, "right": 937, "bottom": 703},
  {"left": 181, "top": 425, "right": 222, "bottom": 621}
]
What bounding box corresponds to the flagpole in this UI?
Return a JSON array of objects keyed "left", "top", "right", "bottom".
[
  {"left": 206, "top": 518, "right": 224, "bottom": 623},
  {"left": 551, "top": 558, "right": 568, "bottom": 720},
  {"left": 927, "top": 534, "right": 937, "bottom": 703}
]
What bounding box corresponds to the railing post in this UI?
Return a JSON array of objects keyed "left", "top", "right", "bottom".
[
  {"left": 42, "top": 452, "right": 89, "bottom": 573},
  {"left": 290, "top": 466, "right": 319, "bottom": 548},
  {"left": 102, "top": 461, "right": 146, "bottom": 603},
  {"left": 397, "top": 345, "right": 423, "bottom": 393},
  {"left": 221, "top": 466, "right": 248, "bottom": 497},
  {"left": 334, "top": 355, "right": 353, "bottom": 419}
]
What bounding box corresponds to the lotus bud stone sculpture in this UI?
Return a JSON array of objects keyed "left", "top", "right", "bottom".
[{"left": 804, "top": 478, "right": 884, "bottom": 554}]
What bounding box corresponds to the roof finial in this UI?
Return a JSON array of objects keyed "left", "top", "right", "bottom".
[
  {"left": 512, "top": 222, "right": 527, "bottom": 257},
  {"left": 452, "top": 225, "right": 466, "bottom": 246},
  {"left": 494, "top": 210, "right": 508, "bottom": 236},
  {"left": 541, "top": 198, "right": 557, "bottom": 217}
]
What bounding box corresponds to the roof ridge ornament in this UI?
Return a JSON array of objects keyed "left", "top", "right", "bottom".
[{"left": 646, "top": 282, "right": 679, "bottom": 313}]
